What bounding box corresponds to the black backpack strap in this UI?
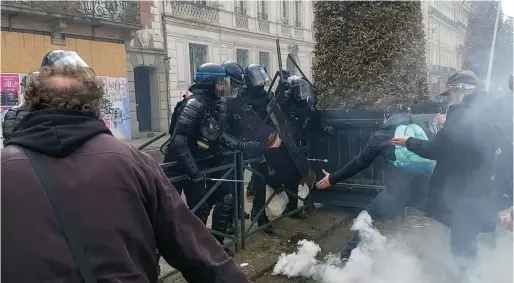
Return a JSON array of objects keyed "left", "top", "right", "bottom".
[{"left": 23, "top": 149, "right": 98, "bottom": 283}]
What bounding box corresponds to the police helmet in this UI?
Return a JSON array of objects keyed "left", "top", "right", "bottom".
[
  {"left": 221, "top": 61, "right": 246, "bottom": 97},
  {"left": 191, "top": 63, "right": 236, "bottom": 99},
  {"left": 221, "top": 61, "right": 245, "bottom": 85},
  {"left": 286, "top": 76, "right": 313, "bottom": 101},
  {"left": 41, "top": 50, "right": 95, "bottom": 78},
  {"left": 245, "top": 64, "right": 271, "bottom": 87}
]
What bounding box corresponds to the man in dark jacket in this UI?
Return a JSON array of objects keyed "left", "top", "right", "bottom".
[
  {"left": 393, "top": 70, "right": 498, "bottom": 270},
  {"left": 1, "top": 62, "right": 251, "bottom": 282},
  {"left": 316, "top": 104, "right": 432, "bottom": 261}
]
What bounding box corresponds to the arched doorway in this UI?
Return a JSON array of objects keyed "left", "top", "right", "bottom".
[
  {"left": 134, "top": 66, "right": 156, "bottom": 132},
  {"left": 286, "top": 54, "right": 299, "bottom": 76}
]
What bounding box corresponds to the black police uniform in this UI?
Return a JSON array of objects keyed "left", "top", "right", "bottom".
[
  {"left": 163, "top": 63, "right": 259, "bottom": 246},
  {"left": 264, "top": 75, "right": 315, "bottom": 218},
  {"left": 236, "top": 64, "right": 276, "bottom": 231}
]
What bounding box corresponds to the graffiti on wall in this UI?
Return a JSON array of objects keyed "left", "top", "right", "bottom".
[
  {"left": 0, "top": 73, "right": 131, "bottom": 141},
  {"left": 98, "top": 76, "right": 131, "bottom": 140}
]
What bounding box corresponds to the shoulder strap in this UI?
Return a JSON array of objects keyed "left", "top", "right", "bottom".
[{"left": 23, "top": 149, "right": 98, "bottom": 283}]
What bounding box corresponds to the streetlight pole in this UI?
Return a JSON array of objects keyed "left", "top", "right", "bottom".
[{"left": 485, "top": 3, "right": 501, "bottom": 92}]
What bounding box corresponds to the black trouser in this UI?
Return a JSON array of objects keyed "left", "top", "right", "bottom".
[
  {"left": 447, "top": 197, "right": 497, "bottom": 270},
  {"left": 251, "top": 161, "right": 270, "bottom": 221},
  {"left": 265, "top": 145, "right": 303, "bottom": 211},
  {"left": 342, "top": 176, "right": 430, "bottom": 258},
  {"left": 165, "top": 156, "right": 235, "bottom": 244}
]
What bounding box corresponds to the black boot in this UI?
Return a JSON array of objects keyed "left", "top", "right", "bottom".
[
  {"left": 251, "top": 206, "right": 274, "bottom": 234},
  {"left": 284, "top": 203, "right": 307, "bottom": 219},
  {"left": 211, "top": 194, "right": 234, "bottom": 245},
  {"left": 226, "top": 220, "right": 234, "bottom": 235},
  {"left": 258, "top": 216, "right": 275, "bottom": 234}
]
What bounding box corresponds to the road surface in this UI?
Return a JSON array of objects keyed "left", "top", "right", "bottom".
[{"left": 256, "top": 211, "right": 513, "bottom": 283}]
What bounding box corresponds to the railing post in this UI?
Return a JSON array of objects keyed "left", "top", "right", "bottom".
[{"left": 235, "top": 151, "right": 246, "bottom": 250}]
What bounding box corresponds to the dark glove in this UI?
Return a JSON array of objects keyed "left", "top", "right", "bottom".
[{"left": 242, "top": 141, "right": 261, "bottom": 156}]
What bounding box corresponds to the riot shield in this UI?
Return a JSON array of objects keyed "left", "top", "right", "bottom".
[
  {"left": 266, "top": 101, "right": 316, "bottom": 188},
  {"left": 228, "top": 96, "right": 269, "bottom": 143}
]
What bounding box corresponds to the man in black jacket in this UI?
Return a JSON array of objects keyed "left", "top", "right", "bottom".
[
  {"left": 316, "top": 104, "right": 432, "bottom": 261},
  {"left": 393, "top": 70, "right": 498, "bottom": 271}
]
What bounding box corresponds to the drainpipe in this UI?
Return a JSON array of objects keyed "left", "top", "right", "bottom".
[{"left": 161, "top": 7, "right": 171, "bottom": 129}]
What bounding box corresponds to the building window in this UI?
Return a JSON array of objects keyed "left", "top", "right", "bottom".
[
  {"left": 191, "top": 0, "right": 207, "bottom": 5},
  {"left": 282, "top": 1, "right": 289, "bottom": 25},
  {"left": 234, "top": 0, "right": 246, "bottom": 15},
  {"left": 236, "top": 49, "right": 249, "bottom": 69},
  {"left": 259, "top": 52, "right": 270, "bottom": 71},
  {"left": 258, "top": 1, "right": 268, "bottom": 20},
  {"left": 189, "top": 44, "right": 207, "bottom": 84},
  {"left": 294, "top": 0, "right": 302, "bottom": 27}
]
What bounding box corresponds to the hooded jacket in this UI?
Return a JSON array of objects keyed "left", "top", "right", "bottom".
[
  {"left": 1, "top": 109, "right": 250, "bottom": 283},
  {"left": 329, "top": 114, "right": 431, "bottom": 199},
  {"left": 406, "top": 90, "right": 498, "bottom": 230}
]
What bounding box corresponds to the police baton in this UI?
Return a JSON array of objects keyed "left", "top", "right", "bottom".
[
  {"left": 307, "top": 158, "right": 328, "bottom": 163},
  {"left": 206, "top": 178, "right": 246, "bottom": 183}
]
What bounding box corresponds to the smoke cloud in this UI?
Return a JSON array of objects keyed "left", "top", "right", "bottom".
[{"left": 272, "top": 211, "right": 512, "bottom": 283}]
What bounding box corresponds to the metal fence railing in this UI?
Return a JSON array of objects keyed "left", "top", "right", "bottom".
[{"left": 155, "top": 149, "right": 313, "bottom": 282}]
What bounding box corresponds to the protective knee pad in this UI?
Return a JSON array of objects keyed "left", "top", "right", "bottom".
[{"left": 222, "top": 193, "right": 234, "bottom": 206}]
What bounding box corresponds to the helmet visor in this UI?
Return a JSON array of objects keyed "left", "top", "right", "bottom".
[
  {"left": 247, "top": 67, "right": 271, "bottom": 87},
  {"left": 294, "top": 82, "right": 313, "bottom": 100},
  {"left": 215, "top": 77, "right": 239, "bottom": 98}
]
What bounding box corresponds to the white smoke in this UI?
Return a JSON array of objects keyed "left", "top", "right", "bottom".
[{"left": 272, "top": 211, "right": 512, "bottom": 283}]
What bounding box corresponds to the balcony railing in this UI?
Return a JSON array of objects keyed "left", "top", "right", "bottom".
[
  {"left": 281, "top": 18, "right": 290, "bottom": 25},
  {"left": 294, "top": 27, "right": 303, "bottom": 39},
  {"left": 168, "top": 1, "right": 219, "bottom": 24},
  {"left": 258, "top": 19, "right": 269, "bottom": 33},
  {"left": 1, "top": 1, "right": 141, "bottom": 26},
  {"left": 281, "top": 25, "right": 292, "bottom": 37},
  {"left": 235, "top": 14, "right": 249, "bottom": 29}
]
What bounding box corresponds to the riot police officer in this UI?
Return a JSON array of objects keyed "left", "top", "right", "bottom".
[
  {"left": 163, "top": 62, "right": 260, "bottom": 255},
  {"left": 265, "top": 74, "right": 316, "bottom": 219},
  {"left": 237, "top": 64, "right": 276, "bottom": 233}
]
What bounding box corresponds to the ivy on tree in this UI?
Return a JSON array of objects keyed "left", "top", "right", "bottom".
[{"left": 313, "top": 1, "right": 429, "bottom": 110}]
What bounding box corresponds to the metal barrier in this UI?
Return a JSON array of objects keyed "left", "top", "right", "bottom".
[{"left": 157, "top": 151, "right": 314, "bottom": 281}]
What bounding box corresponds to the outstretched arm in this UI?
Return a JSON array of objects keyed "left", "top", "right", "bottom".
[{"left": 328, "top": 134, "right": 383, "bottom": 185}]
